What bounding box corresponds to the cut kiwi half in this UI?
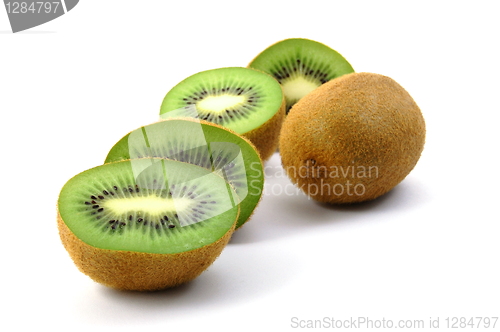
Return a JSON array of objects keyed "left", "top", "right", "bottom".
[
  {"left": 248, "top": 38, "right": 354, "bottom": 113},
  {"left": 159, "top": 67, "right": 285, "bottom": 161},
  {"left": 105, "top": 118, "right": 264, "bottom": 229},
  {"left": 57, "top": 158, "right": 240, "bottom": 291}
]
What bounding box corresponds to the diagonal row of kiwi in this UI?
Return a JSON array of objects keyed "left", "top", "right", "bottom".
[{"left": 58, "top": 37, "right": 370, "bottom": 291}]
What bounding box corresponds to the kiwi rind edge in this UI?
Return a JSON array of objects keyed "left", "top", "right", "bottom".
[
  {"left": 57, "top": 210, "right": 237, "bottom": 291},
  {"left": 238, "top": 93, "right": 285, "bottom": 161}
]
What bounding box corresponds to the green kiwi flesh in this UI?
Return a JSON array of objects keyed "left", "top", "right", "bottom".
[
  {"left": 249, "top": 38, "right": 354, "bottom": 112},
  {"left": 58, "top": 158, "right": 239, "bottom": 254},
  {"left": 160, "top": 67, "right": 283, "bottom": 135},
  {"left": 105, "top": 118, "right": 264, "bottom": 229}
]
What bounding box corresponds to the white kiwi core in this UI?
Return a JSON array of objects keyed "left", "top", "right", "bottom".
[
  {"left": 197, "top": 94, "right": 246, "bottom": 113},
  {"left": 103, "top": 197, "right": 192, "bottom": 215},
  {"left": 282, "top": 76, "right": 320, "bottom": 101}
]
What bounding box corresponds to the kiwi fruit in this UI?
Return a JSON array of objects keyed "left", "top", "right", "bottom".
[
  {"left": 279, "top": 72, "right": 425, "bottom": 204},
  {"left": 159, "top": 67, "right": 285, "bottom": 161},
  {"left": 105, "top": 118, "right": 264, "bottom": 229},
  {"left": 57, "top": 158, "right": 240, "bottom": 291},
  {"left": 249, "top": 38, "right": 354, "bottom": 113}
]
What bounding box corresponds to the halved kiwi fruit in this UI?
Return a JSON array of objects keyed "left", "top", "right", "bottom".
[
  {"left": 249, "top": 38, "right": 354, "bottom": 113},
  {"left": 105, "top": 118, "right": 264, "bottom": 229},
  {"left": 159, "top": 67, "right": 286, "bottom": 161},
  {"left": 58, "top": 158, "right": 240, "bottom": 291}
]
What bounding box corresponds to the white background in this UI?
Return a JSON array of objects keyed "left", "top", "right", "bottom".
[{"left": 2, "top": 1, "right": 499, "bottom": 331}]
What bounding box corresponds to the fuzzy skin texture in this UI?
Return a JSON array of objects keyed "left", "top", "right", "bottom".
[
  {"left": 279, "top": 72, "right": 426, "bottom": 204},
  {"left": 242, "top": 94, "right": 286, "bottom": 161},
  {"left": 57, "top": 213, "right": 235, "bottom": 291}
]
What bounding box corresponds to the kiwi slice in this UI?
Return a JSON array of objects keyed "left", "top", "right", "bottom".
[
  {"left": 248, "top": 38, "right": 354, "bottom": 113},
  {"left": 105, "top": 118, "right": 264, "bottom": 229},
  {"left": 57, "top": 158, "right": 240, "bottom": 291},
  {"left": 159, "top": 67, "right": 285, "bottom": 161}
]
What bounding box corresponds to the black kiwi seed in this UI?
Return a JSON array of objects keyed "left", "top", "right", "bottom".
[
  {"left": 168, "top": 224, "right": 176, "bottom": 229},
  {"left": 103, "top": 190, "right": 109, "bottom": 195}
]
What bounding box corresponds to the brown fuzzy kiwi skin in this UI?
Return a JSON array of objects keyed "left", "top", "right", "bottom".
[
  {"left": 241, "top": 93, "right": 286, "bottom": 161},
  {"left": 279, "top": 72, "right": 426, "bottom": 204},
  {"left": 57, "top": 212, "right": 236, "bottom": 291}
]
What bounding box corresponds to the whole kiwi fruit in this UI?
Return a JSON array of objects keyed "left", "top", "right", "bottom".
[{"left": 279, "top": 72, "right": 426, "bottom": 203}]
